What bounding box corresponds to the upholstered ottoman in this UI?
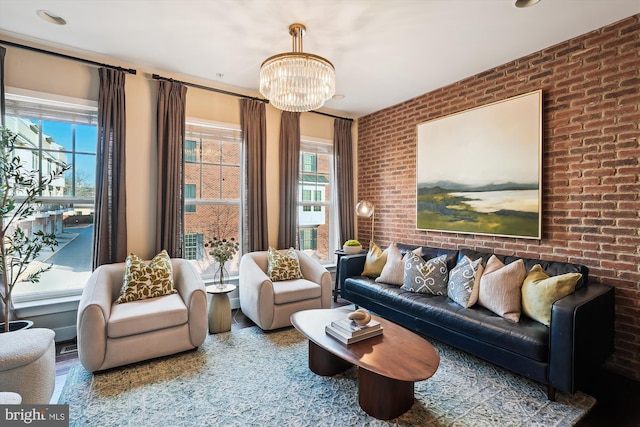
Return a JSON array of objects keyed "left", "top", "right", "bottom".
[
  {"left": 0, "top": 392, "right": 22, "bottom": 404},
  {"left": 0, "top": 328, "right": 56, "bottom": 404}
]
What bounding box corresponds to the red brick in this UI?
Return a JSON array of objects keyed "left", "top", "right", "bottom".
[{"left": 357, "top": 15, "right": 640, "bottom": 381}]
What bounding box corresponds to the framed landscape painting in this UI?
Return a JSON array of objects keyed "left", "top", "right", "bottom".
[{"left": 416, "top": 90, "right": 542, "bottom": 239}]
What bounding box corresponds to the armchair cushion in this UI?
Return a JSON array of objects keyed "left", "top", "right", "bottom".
[
  {"left": 267, "top": 247, "right": 303, "bottom": 281},
  {"left": 273, "top": 278, "right": 323, "bottom": 304},
  {"left": 116, "top": 250, "right": 176, "bottom": 303},
  {"left": 108, "top": 293, "right": 188, "bottom": 338}
]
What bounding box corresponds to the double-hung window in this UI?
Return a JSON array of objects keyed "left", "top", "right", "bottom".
[
  {"left": 4, "top": 88, "right": 98, "bottom": 302},
  {"left": 297, "top": 139, "right": 337, "bottom": 264},
  {"left": 183, "top": 121, "right": 243, "bottom": 279}
]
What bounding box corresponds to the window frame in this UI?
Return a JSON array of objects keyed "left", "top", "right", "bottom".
[
  {"left": 297, "top": 137, "right": 337, "bottom": 265},
  {"left": 183, "top": 118, "right": 244, "bottom": 280},
  {"left": 4, "top": 88, "right": 98, "bottom": 303}
]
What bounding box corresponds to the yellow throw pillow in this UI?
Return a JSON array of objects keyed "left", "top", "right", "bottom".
[
  {"left": 116, "top": 250, "right": 176, "bottom": 303},
  {"left": 361, "top": 241, "right": 388, "bottom": 278},
  {"left": 522, "top": 264, "right": 581, "bottom": 326},
  {"left": 478, "top": 255, "right": 526, "bottom": 322},
  {"left": 267, "top": 247, "right": 304, "bottom": 281}
]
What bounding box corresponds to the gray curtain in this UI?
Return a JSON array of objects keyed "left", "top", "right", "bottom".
[
  {"left": 156, "top": 80, "right": 187, "bottom": 258},
  {"left": 334, "top": 118, "right": 355, "bottom": 244},
  {"left": 0, "top": 46, "right": 5, "bottom": 125},
  {"left": 240, "top": 99, "right": 268, "bottom": 252},
  {"left": 0, "top": 45, "right": 9, "bottom": 322},
  {"left": 277, "top": 111, "right": 300, "bottom": 249},
  {"left": 93, "top": 68, "right": 128, "bottom": 269}
]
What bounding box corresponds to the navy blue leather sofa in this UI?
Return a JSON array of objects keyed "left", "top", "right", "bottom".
[{"left": 338, "top": 244, "right": 615, "bottom": 400}]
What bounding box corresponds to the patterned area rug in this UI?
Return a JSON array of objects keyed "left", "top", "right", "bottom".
[{"left": 59, "top": 327, "right": 594, "bottom": 426}]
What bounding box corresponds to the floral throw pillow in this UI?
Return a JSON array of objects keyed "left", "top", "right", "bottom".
[
  {"left": 448, "top": 256, "right": 484, "bottom": 308},
  {"left": 116, "top": 250, "right": 176, "bottom": 303},
  {"left": 402, "top": 253, "right": 449, "bottom": 295},
  {"left": 267, "top": 247, "right": 304, "bottom": 281}
]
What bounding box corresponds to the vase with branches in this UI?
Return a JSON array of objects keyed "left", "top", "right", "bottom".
[{"left": 0, "top": 126, "right": 69, "bottom": 332}]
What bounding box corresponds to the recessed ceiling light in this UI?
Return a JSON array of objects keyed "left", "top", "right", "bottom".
[
  {"left": 332, "top": 94, "right": 345, "bottom": 100},
  {"left": 37, "top": 10, "right": 67, "bottom": 25},
  {"left": 514, "top": 0, "right": 541, "bottom": 7}
]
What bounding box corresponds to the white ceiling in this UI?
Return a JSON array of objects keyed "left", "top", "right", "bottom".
[{"left": 0, "top": 0, "right": 638, "bottom": 118}]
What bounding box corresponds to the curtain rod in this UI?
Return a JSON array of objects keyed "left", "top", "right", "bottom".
[
  {"left": 152, "top": 73, "right": 353, "bottom": 122},
  {"left": 152, "top": 74, "right": 268, "bottom": 103},
  {"left": 0, "top": 40, "right": 137, "bottom": 74}
]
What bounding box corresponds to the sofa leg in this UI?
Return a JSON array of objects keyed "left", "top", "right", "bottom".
[{"left": 547, "top": 385, "right": 556, "bottom": 401}]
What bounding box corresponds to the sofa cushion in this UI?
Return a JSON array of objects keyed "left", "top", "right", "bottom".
[
  {"left": 376, "top": 245, "right": 421, "bottom": 286},
  {"left": 108, "top": 293, "right": 188, "bottom": 338},
  {"left": 343, "top": 277, "right": 549, "bottom": 362},
  {"left": 522, "top": 265, "right": 581, "bottom": 326},
  {"left": 362, "top": 241, "right": 387, "bottom": 278},
  {"left": 478, "top": 256, "right": 526, "bottom": 322},
  {"left": 402, "top": 253, "right": 448, "bottom": 295},
  {"left": 448, "top": 256, "right": 484, "bottom": 308},
  {"left": 267, "top": 247, "right": 304, "bottom": 281},
  {"left": 273, "top": 278, "right": 322, "bottom": 305},
  {"left": 117, "top": 250, "right": 177, "bottom": 303}
]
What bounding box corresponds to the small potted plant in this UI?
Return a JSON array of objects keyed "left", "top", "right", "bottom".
[
  {"left": 342, "top": 239, "right": 363, "bottom": 254},
  {"left": 0, "top": 126, "right": 68, "bottom": 332}
]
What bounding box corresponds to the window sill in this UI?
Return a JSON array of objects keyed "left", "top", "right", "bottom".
[{"left": 14, "top": 294, "right": 81, "bottom": 318}]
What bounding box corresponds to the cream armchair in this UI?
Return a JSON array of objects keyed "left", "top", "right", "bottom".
[
  {"left": 239, "top": 249, "right": 332, "bottom": 330},
  {"left": 77, "top": 258, "right": 208, "bottom": 372}
]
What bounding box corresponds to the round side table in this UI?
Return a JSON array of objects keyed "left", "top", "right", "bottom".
[{"left": 206, "top": 284, "right": 236, "bottom": 334}]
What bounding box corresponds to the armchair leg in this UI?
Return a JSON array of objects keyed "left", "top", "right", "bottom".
[{"left": 547, "top": 385, "right": 556, "bottom": 401}]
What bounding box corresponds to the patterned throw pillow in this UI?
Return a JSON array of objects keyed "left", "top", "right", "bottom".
[
  {"left": 116, "top": 250, "right": 176, "bottom": 303},
  {"left": 267, "top": 247, "right": 304, "bottom": 281},
  {"left": 375, "top": 245, "right": 422, "bottom": 286},
  {"left": 478, "top": 255, "right": 526, "bottom": 322},
  {"left": 522, "top": 264, "right": 581, "bottom": 326},
  {"left": 361, "top": 241, "right": 388, "bottom": 278},
  {"left": 448, "top": 256, "right": 484, "bottom": 308},
  {"left": 402, "top": 253, "right": 449, "bottom": 295}
]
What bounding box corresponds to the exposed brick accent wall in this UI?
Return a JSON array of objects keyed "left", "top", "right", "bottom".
[{"left": 356, "top": 16, "right": 640, "bottom": 380}]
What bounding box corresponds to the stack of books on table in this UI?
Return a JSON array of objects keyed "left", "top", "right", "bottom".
[{"left": 325, "top": 318, "right": 383, "bottom": 344}]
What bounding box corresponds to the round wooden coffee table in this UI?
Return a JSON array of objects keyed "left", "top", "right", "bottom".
[
  {"left": 206, "top": 284, "right": 236, "bottom": 334},
  {"left": 291, "top": 308, "right": 440, "bottom": 420}
]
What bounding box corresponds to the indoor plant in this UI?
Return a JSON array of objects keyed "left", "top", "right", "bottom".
[
  {"left": 342, "top": 239, "right": 363, "bottom": 254},
  {"left": 0, "top": 126, "right": 68, "bottom": 332}
]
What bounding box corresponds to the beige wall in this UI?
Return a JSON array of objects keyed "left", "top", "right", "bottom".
[{"left": 2, "top": 36, "right": 356, "bottom": 258}]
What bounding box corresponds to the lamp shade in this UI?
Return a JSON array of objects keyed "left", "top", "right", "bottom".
[{"left": 355, "top": 200, "right": 374, "bottom": 218}]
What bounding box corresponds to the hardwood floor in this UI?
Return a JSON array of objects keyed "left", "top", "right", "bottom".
[{"left": 54, "top": 301, "right": 640, "bottom": 426}]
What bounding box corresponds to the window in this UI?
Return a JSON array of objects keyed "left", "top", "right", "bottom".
[
  {"left": 302, "top": 153, "right": 316, "bottom": 172},
  {"left": 299, "top": 228, "right": 317, "bottom": 251},
  {"left": 185, "top": 140, "right": 197, "bottom": 163},
  {"left": 297, "top": 139, "right": 337, "bottom": 265},
  {"left": 184, "top": 184, "right": 196, "bottom": 212},
  {"left": 5, "top": 88, "right": 98, "bottom": 302},
  {"left": 184, "top": 233, "right": 204, "bottom": 260},
  {"left": 184, "top": 121, "right": 243, "bottom": 279}
]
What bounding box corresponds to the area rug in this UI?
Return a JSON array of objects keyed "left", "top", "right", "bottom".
[{"left": 58, "top": 327, "right": 594, "bottom": 426}]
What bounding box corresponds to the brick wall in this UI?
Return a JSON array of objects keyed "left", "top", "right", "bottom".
[{"left": 356, "top": 16, "right": 640, "bottom": 380}]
